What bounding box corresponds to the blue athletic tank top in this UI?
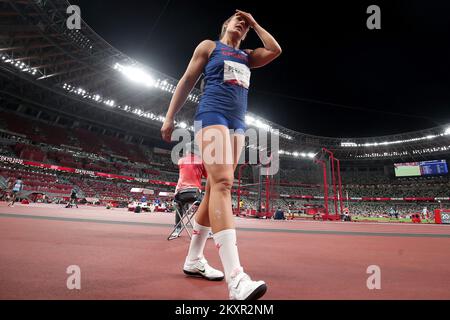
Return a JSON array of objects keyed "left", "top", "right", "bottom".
[{"left": 196, "top": 41, "right": 251, "bottom": 120}]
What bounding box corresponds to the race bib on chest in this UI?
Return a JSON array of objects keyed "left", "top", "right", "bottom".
[{"left": 223, "top": 60, "right": 251, "bottom": 89}]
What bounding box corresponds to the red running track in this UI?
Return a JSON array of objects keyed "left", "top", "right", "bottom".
[{"left": 1, "top": 203, "right": 450, "bottom": 300}]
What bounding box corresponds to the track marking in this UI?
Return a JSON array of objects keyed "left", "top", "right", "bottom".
[{"left": 1, "top": 213, "right": 450, "bottom": 238}]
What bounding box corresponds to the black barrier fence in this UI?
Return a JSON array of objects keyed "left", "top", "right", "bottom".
[{"left": 0, "top": 300, "right": 447, "bottom": 319}]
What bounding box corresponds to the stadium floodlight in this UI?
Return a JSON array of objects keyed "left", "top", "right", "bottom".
[
  {"left": 282, "top": 133, "right": 294, "bottom": 140},
  {"left": 178, "top": 122, "right": 187, "bottom": 129},
  {"left": 246, "top": 115, "right": 270, "bottom": 131},
  {"left": 245, "top": 115, "right": 293, "bottom": 140},
  {"left": 293, "top": 152, "right": 299, "bottom": 157},
  {"left": 245, "top": 115, "right": 255, "bottom": 125},
  {"left": 307, "top": 153, "right": 316, "bottom": 159},
  {"left": 114, "top": 63, "right": 156, "bottom": 87},
  {"left": 255, "top": 119, "right": 270, "bottom": 131},
  {"left": 342, "top": 131, "right": 447, "bottom": 148},
  {"left": 300, "top": 152, "right": 306, "bottom": 157},
  {"left": 104, "top": 100, "right": 115, "bottom": 107},
  {"left": 341, "top": 142, "right": 357, "bottom": 147},
  {"left": 124, "top": 66, "right": 155, "bottom": 87},
  {"left": 444, "top": 127, "right": 450, "bottom": 135}
]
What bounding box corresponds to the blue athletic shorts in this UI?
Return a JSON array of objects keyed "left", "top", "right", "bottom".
[{"left": 194, "top": 111, "right": 246, "bottom": 135}]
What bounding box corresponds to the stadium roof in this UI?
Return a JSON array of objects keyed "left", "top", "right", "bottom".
[{"left": 0, "top": 0, "right": 449, "bottom": 162}]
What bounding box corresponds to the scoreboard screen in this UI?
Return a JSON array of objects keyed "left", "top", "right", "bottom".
[{"left": 394, "top": 160, "right": 448, "bottom": 177}]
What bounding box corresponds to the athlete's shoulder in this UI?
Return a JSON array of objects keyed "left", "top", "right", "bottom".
[
  {"left": 199, "top": 39, "right": 216, "bottom": 46},
  {"left": 196, "top": 40, "right": 216, "bottom": 54},
  {"left": 193, "top": 40, "right": 216, "bottom": 61}
]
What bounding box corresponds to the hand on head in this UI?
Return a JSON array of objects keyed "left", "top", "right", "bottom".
[{"left": 235, "top": 9, "right": 257, "bottom": 28}]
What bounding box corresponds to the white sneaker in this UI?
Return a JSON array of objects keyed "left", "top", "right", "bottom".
[
  {"left": 228, "top": 268, "right": 267, "bottom": 300},
  {"left": 183, "top": 258, "right": 224, "bottom": 281},
  {"left": 170, "top": 228, "right": 181, "bottom": 238}
]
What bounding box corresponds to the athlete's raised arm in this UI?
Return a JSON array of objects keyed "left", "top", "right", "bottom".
[
  {"left": 236, "top": 10, "right": 282, "bottom": 69},
  {"left": 161, "top": 40, "right": 215, "bottom": 142}
]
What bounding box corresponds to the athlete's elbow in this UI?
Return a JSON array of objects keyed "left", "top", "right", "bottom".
[
  {"left": 273, "top": 45, "right": 282, "bottom": 57},
  {"left": 264, "top": 48, "right": 281, "bottom": 63},
  {"left": 265, "top": 48, "right": 282, "bottom": 65}
]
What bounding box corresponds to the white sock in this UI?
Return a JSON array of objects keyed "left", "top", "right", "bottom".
[
  {"left": 213, "top": 229, "right": 242, "bottom": 283},
  {"left": 185, "top": 220, "right": 210, "bottom": 264}
]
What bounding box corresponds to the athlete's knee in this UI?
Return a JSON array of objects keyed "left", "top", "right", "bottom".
[
  {"left": 205, "top": 179, "right": 211, "bottom": 193},
  {"left": 211, "top": 174, "right": 233, "bottom": 193}
]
